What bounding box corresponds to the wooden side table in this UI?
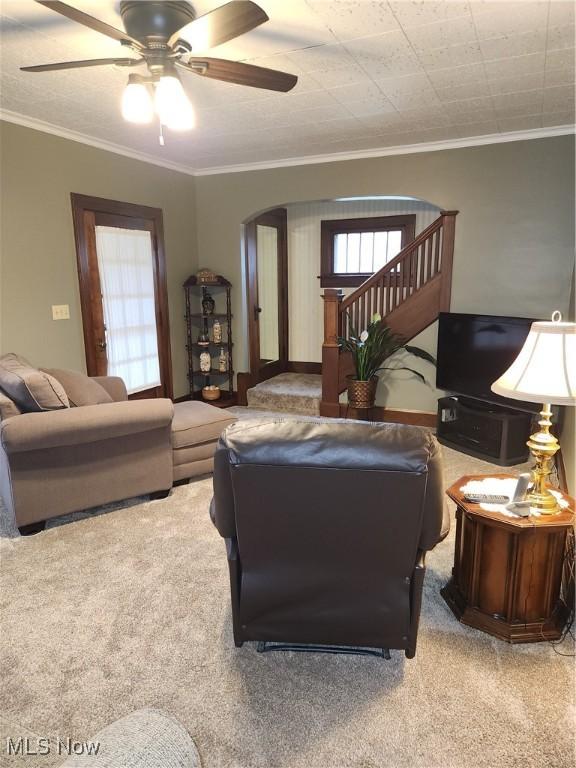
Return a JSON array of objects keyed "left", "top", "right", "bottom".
[{"left": 441, "top": 475, "right": 574, "bottom": 643}]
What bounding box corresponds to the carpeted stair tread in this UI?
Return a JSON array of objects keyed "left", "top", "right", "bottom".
[{"left": 246, "top": 373, "right": 322, "bottom": 416}]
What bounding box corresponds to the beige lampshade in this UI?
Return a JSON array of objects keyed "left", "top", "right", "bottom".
[{"left": 491, "top": 315, "right": 576, "bottom": 406}]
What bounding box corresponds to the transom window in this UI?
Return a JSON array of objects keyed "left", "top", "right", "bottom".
[{"left": 320, "top": 214, "right": 416, "bottom": 288}]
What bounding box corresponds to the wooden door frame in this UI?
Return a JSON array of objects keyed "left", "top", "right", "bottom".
[
  {"left": 70, "top": 193, "right": 173, "bottom": 399},
  {"left": 244, "top": 208, "right": 289, "bottom": 382}
]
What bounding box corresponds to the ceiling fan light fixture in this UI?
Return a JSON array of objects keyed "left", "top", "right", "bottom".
[
  {"left": 24, "top": 0, "right": 297, "bottom": 136},
  {"left": 121, "top": 76, "right": 153, "bottom": 123},
  {"left": 154, "top": 73, "right": 195, "bottom": 131}
]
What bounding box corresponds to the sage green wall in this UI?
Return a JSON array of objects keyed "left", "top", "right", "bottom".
[
  {"left": 1, "top": 124, "right": 573, "bottom": 423},
  {"left": 560, "top": 267, "right": 575, "bottom": 494},
  {"left": 195, "top": 135, "right": 575, "bottom": 412},
  {"left": 0, "top": 121, "right": 197, "bottom": 398}
]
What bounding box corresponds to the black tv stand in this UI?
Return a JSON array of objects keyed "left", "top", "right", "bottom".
[
  {"left": 437, "top": 396, "right": 532, "bottom": 466},
  {"left": 457, "top": 396, "right": 517, "bottom": 414}
]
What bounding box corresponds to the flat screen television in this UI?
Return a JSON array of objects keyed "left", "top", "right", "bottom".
[{"left": 436, "top": 312, "right": 539, "bottom": 412}]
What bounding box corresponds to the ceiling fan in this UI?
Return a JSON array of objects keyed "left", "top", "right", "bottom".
[{"left": 21, "top": 0, "right": 298, "bottom": 132}]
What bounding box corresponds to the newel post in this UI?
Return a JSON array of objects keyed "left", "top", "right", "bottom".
[
  {"left": 320, "top": 289, "right": 344, "bottom": 417},
  {"left": 439, "top": 210, "right": 458, "bottom": 311}
]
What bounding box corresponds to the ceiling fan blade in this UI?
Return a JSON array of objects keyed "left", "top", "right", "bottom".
[
  {"left": 21, "top": 58, "right": 141, "bottom": 72},
  {"left": 179, "top": 58, "right": 298, "bottom": 92},
  {"left": 168, "top": 1, "right": 268, "bottom": 51},
  {"left": 35, "top": 1, "right": 144, "bottom": 49}
]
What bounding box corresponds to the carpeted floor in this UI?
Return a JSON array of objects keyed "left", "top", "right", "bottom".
[{"left": 0, "top": 421, "right": 573, "bottom": 768}]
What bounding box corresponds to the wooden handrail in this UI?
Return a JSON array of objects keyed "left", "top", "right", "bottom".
[{"left": 341, "top": 216, "right": 443, "bottom": 312}]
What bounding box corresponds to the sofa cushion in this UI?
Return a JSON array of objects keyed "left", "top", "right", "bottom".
[
  {"left": 42, "top": 368, "right": 114, "bottom": 407},
  {"left": 172, "top": 441, "right": 218, "bottom": 466},
  {"left": 0, "top": 353, "right": 69, "bottom": 412},
  {"left": 172, "top": 401, "right": 236, "bottom": 450},
  {"left": 174, "top": 457, "right": 214, "bottom": 482},
  {"left": 0, "top": 388, "right": 22, "bottom": 421}
]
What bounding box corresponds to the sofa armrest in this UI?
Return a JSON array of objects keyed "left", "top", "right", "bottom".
[
  {"left": 91, "top": 375, "right": 128, "bottom": 402},
  {"left": 0, "top": 399, "right": 174, "bottom": 454}
]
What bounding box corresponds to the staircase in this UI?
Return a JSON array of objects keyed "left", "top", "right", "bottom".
[
  {"left": 320, "top": 210, "right": 458, "bottom": 417},
  {"left": 246, "top": 372, "right": 322, "bottom": 415}
]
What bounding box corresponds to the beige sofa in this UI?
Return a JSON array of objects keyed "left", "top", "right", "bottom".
[{"left": 0, "top": 354, "right": 235, "bottom": 529}]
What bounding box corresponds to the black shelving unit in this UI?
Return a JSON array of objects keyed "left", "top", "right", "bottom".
[{"left": 183, "top": 274, "right": 235, "bottom": 407}]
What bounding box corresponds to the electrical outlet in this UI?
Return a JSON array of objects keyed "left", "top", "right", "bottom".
[{"left": 52, "top": 304, "right": 70, "bottom": 320}]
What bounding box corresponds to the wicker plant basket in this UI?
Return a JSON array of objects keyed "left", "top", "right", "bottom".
[
  {"left": 347, "top": 376, "right": 378, "bottom": 409},
  {"left": 202, "top": 386, "right": 221, "bottom": 401}
]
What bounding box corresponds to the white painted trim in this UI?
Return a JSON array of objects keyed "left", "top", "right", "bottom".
[
  {"left": 1, "top": 108, "right": 573, "bottom": 177},
  {"left": 194, "top": 125, "right": 575, "bottom": 176},
  {"left": 0, "top": 109, "right": 197, "bottom": 177}
]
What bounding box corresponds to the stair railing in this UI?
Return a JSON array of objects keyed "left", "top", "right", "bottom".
[{"left": 321, "top": 210, "right": 458, "bottom": 417}]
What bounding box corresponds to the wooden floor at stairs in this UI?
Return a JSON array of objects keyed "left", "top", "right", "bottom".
[{"left": 245, "top": 373, "right": 322, "bottom": 415}]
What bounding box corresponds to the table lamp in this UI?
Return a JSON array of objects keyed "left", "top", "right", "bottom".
[{"left": 491, "top": 311, "right": 576, "bottom": 514}]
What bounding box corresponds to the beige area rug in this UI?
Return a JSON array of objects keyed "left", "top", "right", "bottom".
[{"left": 0, "top": 427, "right": 573, "bottom": 768}]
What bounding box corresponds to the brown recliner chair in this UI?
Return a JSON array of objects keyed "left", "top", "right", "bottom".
[{"left": 211, "top": 419, "right": 450, "bottom": 659}]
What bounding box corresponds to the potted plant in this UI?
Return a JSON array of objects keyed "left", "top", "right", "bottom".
[{"left": 338, "top": 313, "right": 436, "bottom": 409}]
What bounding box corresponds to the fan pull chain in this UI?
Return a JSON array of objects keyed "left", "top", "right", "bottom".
[{"left": 159, "top": 122, "right": 165, "bottom": 147}]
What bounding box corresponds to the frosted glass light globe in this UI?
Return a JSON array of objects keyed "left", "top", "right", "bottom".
[
  {"left": 121, "top": 82, "right": 153, "bottom": 124},
  {"left": 154, "top": 75, "right": 195, "bottom": 131}
]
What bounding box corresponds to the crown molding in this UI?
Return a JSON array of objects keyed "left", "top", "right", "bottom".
[
  {"left": 0, "top": 109, "right": 197, "bottom": 177},
  {"left": 193, "top": 125, "right": 575, "bottom": 175},
  {"left": 1, "top": 108, "right": 573, "bottom": 178}
]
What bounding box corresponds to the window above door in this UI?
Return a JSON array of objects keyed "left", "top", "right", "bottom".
[{"left": 320, "top": 214, "right": 416, "bottom": 288}]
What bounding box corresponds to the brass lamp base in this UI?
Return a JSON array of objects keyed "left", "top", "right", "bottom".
[
  {"left": 526, "top": 403, "right": 561, "bottom": 515},
  {"left": 527, "top": 487, "right": 561, "bottom": 514}
]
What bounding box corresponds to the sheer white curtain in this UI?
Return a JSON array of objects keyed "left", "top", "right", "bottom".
[{"left": 95, "top": 226, "right": 161, "bottom": 394}]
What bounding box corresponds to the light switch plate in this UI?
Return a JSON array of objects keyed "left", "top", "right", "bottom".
[{"left": 52, "top": 304, "right": 70, "bottom": 320}]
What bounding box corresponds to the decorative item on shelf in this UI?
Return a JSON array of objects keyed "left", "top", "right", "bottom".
[
  {"left": 196, "top": 268, "right": 219, "bottom": 285},
  {"left": 218, "top": 347, "right": 228, "bottom": 373},
  {"left": 491, "top": 310, "right": 576, "bottom": 515},
  {"left": 183, "top": 272, "right": 233, "bottom": 404},
  {"left": 212, "top": 318, "right": 222, "bottom": 344},
  {"left": 339, "top": 312, "right": 436, "bottom": 409},
  {"left": 202, "top": 385, "right": 221, "bottom": 401},
  {"left": 197, "top": 318, "right": 210, "bottom": 347},
  {"left": 199, "top": 349, "right": 211, "bottom": 373},
  {"left": 202, "top": 287, "right": 215, "bottom": 315}
]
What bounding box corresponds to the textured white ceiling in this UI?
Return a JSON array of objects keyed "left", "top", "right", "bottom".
[{"left": 0, "top": 0, "right": 574, "bottom": 171}]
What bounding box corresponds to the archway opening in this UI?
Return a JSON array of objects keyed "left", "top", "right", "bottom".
[{"left": 242, "top": 194, "right": 442, "bottom": 378}]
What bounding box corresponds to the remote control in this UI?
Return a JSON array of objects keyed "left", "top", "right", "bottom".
[{"left": 464, "top": 493, "right": 510, "bottom": 504}]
